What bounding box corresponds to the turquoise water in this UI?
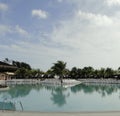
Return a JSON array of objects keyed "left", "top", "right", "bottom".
[{"left": 0, "top": 83, "right": 120, "bottom": 112}]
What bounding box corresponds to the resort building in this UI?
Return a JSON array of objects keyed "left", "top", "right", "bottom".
[{"left": 0, "top": 61, "right": 17, "bottom": 80}]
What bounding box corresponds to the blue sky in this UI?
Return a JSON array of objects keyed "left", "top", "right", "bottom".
[{"left": 1, "top": 0, "right": 120, "bottom": 71}]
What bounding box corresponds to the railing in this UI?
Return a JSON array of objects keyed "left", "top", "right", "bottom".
[{"left": 1, "top": 98, "right": 24, "bottom": 111}]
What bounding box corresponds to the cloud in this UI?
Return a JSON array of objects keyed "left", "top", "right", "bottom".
[
  {"left": 0, "top": 41, "right": 72, "bottom": 70},
  {"left": 0, "top": 24, "right": 29, "bottom": 37},
  {"left": 0, "top": 25, "right": 11, "bottom": 35},
  {"left": 49, "top": 9, "right": 120, "bottom": 68},
  {"left": 51, "top": 11, "right": 114, "bottom": 49},
  {"left": 77, "top": 10, "right": 113, "bottom": 26},
  {"left": 0, "top": 3, "right": 8, "bottom": 11},
  {"left": 2, "top": 0, "right": 120, "bottom": 69},
  {"left": 105, "top": 0, "right": 120, "bottom": 6},
  {"left": 32, "top": 9, "right": 48, "bottom": 19},
  {"left": 15, "top": 25, "right": 29, "bottom": 36}
]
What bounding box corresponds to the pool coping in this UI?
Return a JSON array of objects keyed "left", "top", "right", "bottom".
[{"left": 1, "top": 111, "right": 120, "bottom": 116}]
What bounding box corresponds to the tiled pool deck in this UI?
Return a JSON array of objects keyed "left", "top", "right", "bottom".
[{"left": 1, "top": 111, "right": 120, "bottom": 116}]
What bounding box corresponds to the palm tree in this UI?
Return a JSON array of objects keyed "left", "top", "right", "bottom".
[
  {"left": 51, "top": 61, "right": 67, "bottom": 84},
  {"left": 105, "top": 68, "right": 114, "bottom": 78},
  {"left": 70, "top": 67, "right": 78, "bottom": 79},
  {"left": 99, "top": 68, "right": 106, "bottom": 78},
  {"left": 82, "top": 67, "right": 94, "bottom": 78},
  {"left": 94, "top": 70, "right": 99, "bottom": 78}
]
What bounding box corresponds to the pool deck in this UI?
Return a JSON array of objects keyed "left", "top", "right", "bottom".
[{"left": 1, "top": 111, "right": 120, "bottom": 116}]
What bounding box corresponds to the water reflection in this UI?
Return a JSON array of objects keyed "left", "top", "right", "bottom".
[
  {"left": 0, "top": 84, "right": 43, "bottom": 99},
  {"left": 50, "top": 86, "right": 70, "bottom": 107},
  {"left": 71, "top": 83, "right": 120, "bottom": 97},
  {"left": 0, "top": 83, "right": 120, "bottom": 107}
]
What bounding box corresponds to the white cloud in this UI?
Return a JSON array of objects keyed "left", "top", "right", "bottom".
[
  {"left": 15, "top": 25, "right": 29, "bottom": 36},
  {"left": 32, "top": 9, "right": 48, "bottom": 19},
  {"left": 0, "top": 41, "right": 71, "bottom": 70},
  {"left": 65, "top": 0, "right": 120, "bottom": 6},
  {"left": 0, "top": 24, "right": 29, "bottom": 37},
  {"left": 105, "top": 0, "right": 120, "bottom": 6},
  {"left": 50, "top": 10, "right": 120, "bottom": 69},
  {"left": 77, "top": 10, "right": 113, "bottom": 26},
  {"left": 2, "top": 0, "right": 120, "bottom": 69},
  {"left": 51, "top": 11, "right": 114, "bottom": 49},
  {"left": 0, "top": 3, "right": 8, "bottom": 11},
  {"left": 0, "top": 25, "right": 11, "bottom": 35}
]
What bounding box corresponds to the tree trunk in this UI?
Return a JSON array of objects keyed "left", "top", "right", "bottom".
[{"left": 60, "top": 75, "right": 63, "bottom": 84}]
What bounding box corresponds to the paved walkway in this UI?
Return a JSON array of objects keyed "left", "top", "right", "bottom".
[{"left": 1, "top": 112, "right": 120, "bottom": 116}]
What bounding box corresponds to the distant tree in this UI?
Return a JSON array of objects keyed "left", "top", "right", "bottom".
[
  {"left": 94, "top": 70, "right": 99, "bottom": 78},
  {"left": 82, "top": 67, "right": 94, "bottom": 78},
  {"left": 118, "top": 67, "right": 120, "bottom": 74},
  {"left": 105, "top": 68, "right": 114, "bottom": 78},
  {"left": 21, "top": 62, "right": 31, "bottom": 70},
  {"left": 99, "top": 68, "right": 106, "bottom": 78},
  {"left": 70, "top": 67, "right": 78, "bottom": 79},
  {"left": 12, "top": 61, "right": 31, "bottom": 70},
  {"left": 3, "top": 58, "right": 11, "bottom": 64},
  {"left": 46, "top": 69, "right": 55, "bottom": 78},
  {"left": 63, "top": 69, "right": 70, "bottom": 78},
  {"left": 15, "top": 67, "right": 27, "bottom": 78},
  {"left": 77, "top": 68, "right": 82, "bottom": 78},
  {"left": 51, "top": 61, "right": 67, "bottom": 84}
]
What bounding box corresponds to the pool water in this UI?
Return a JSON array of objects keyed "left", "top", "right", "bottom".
[{"left": 0, "top": 83, "right": 120, "bottom": 112}]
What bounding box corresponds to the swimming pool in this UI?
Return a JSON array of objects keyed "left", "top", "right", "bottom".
[{"left": 0, "top": 83, "right": 120, "bottom": 112}]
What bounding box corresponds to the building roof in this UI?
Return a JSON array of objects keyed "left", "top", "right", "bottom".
[
  {"left": 0, "top": 61, "right": 11, "bottom": 66},
  {"left": 0, "top": 61, "right": 18, "bottom": 72}
]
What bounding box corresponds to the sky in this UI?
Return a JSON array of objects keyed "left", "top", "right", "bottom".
[{"left": 1, "top": 0, "right": 120, "bottom": 71}]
